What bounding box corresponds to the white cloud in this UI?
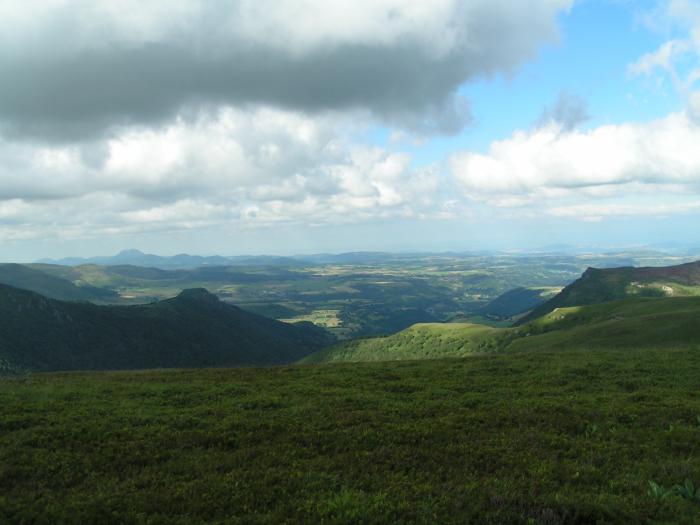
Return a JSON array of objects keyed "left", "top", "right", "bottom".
[
  {"left": 0, "top": 0, "right": 579, "bottom": 247},
  {"left": 0, "top": 107, "right": 452, "bottom": 241},
  {"left": 450, "top": 112, "right": 700, "bottom": 218}
]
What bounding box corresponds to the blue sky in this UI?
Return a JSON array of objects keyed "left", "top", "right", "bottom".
[
  {"left": 1, "top": 0, "right": 700, "bottom": 260},
  {"left": 399, "top": 0, "right": 684, "bottom": 163}
]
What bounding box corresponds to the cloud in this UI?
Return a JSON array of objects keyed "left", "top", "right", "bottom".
[
  {"left": 450, "top": 112, "right": 700, "bottom": 217},
  {"left": 535, "top": 90, "right": 589, "bottom": 131},
  {"left": 0, "top": 0, "right": 572, "bottom": 140},
  {"left": 0, "top": 106, "right": 455, "bottom": 241},
  {"left": 629, "top": 2, "right": 700, "bottom": 120},
  {"left": 547, "top": 200, "right": 700, "bottom": 221},
  {"left": 628, "top": 39, "right": 691, "bottom": 78},
  {"left": 688, "top": 89, "right": 700, "bottom": 121}
]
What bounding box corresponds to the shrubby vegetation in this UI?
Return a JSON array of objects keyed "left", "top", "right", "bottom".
[{"left": 1, "top": 346, "right": 699, "bottom": 523}]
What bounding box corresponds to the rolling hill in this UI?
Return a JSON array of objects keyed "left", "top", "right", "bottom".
[
  {"left": 0, "top": 263, "right": 118, "bottom": 302},
  {"left": 301, "top": 296, "right": 700, "bottom": 363},
  {"left": 516, "top": 260, "right": 700, "bottom": 324},
  {"left": 0, "top": 285, "right": 333, "bottom": 372},
  {"left": 301, "top": 323, "right": 503, "bottom": 364}
]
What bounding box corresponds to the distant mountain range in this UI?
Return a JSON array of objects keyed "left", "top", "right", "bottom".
[
  {"left": 0, "top": 285, "right": 333, "bottom": 373},
  {"left": 38, "top": 249, "right": 305, "bottom": 270},
  {"left": 33, "top": 246, "right": 700, "bottom": 271},
  {"left": 516, "top": 259, "right": 700, "bottom": 325},
  {"left": 36, "top": 249, "right": 463, "bottom": 268}
]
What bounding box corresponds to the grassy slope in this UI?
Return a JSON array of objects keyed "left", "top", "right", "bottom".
[
  {"left": 518, "top": 261, "right": 700, "bottom": 324},
  {"left": 0, "top": 263, "right": 117, "bottom": 302},
  {"left": 301, "top": 323, "right": 503, "bottom": 363},
  {"left": 1, "top": 348, "right": 699, "bottom": 524},
  {"left": 304, "top": 297, "right": 700, "bottom": 363},
  {"left": 510, "top": 297, "right": 700, "bottom": 353}
]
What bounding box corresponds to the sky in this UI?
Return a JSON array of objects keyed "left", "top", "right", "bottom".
[{"left": 2, "top": 0, "right": 700, "bottom": 261}]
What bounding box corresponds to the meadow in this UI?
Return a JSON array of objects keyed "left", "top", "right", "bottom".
[{"left": 2, "top": 345, "right": 699, "bottom": 524}]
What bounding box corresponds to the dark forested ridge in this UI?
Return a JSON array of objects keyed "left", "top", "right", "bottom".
[{"left": 0, "top": 285, "right": 332, "bottom": 372}]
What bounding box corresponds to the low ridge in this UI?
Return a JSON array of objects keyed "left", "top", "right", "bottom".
[
  {"left": 0, "top": 263, "right": 118, "bottom": 302},
  {"left": 516, "top": 260, "right": 700, "bottom": 325},
  {"left": 0, "top": 284, "right": 333, "bottom": 373}
]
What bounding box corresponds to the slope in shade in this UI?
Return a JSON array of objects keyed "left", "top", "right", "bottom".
[
  {"left": 0, "top": 285, "right": 332, "bottom": 372},
  {"left": 0, "top": 263, "right": 118, "bottom": 302}
]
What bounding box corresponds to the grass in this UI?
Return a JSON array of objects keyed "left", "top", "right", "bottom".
[
  {"left": 305, "top": 296, "right": 700, "bottom": 364},
  {"left": 512, "top": 296, "right": 700, "bottom": 352},
  {"left": 280, "top": 309, "right": 343, "bottom": 328},
  {"left": 2, "top": 346, "right": 700, "bottom": 524},
  {"left": 301, "top": 323, "right": 502, "bottom": 363}
]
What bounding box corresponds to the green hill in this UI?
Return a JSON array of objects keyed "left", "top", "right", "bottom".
[
  {"left": 301, "top": 323, "right": 503, "bottom": 363},
  {"left": 0, "top": 263, "right": 117, "bottom": 302},
  {"left": 516, "top": 260, "right": 700, "bottom": 324},
  {"left": 0, "top": 285, "right": 332, "bottom": 372},
  {"left": 302, "top": 296, "right": 700, "bottom": 363}
]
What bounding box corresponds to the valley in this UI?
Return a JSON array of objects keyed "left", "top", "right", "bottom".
[{"left": 5, "top": 249, "right": 697, "bottom": 340}]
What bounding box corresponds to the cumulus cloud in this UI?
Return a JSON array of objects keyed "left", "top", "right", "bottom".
[
  {"left": 0, "top": 0, "right": 572, "bottom": 139},
  {"left": 0, "top": 107, "right": 453, "bottom": 241},
  {"left": 450, "top": 112, "right": 700, "bottom": 216},
  {"left": 451, "top": 6, "right": 700, "bottom": 224}
]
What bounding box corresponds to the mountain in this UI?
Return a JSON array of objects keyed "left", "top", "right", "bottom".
[
  {"left": 0, "top": 285, "right": 333, "bottom": 372},
  {"left": 38, "top": 249, "right": 306, "bottom": 269},
  {"left": 302, "top": 295, "right": 700, "bottom": 364},
  {"left": 0, "top": 264, "right": 117, "bottom": 302},
  {"left": 516, "top": 259, "right": 700, "bottom": 325}
]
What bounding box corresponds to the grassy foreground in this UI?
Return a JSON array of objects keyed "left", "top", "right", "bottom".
[{"left": 2, "top": 347, "right": 700, "bottom": 524}]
